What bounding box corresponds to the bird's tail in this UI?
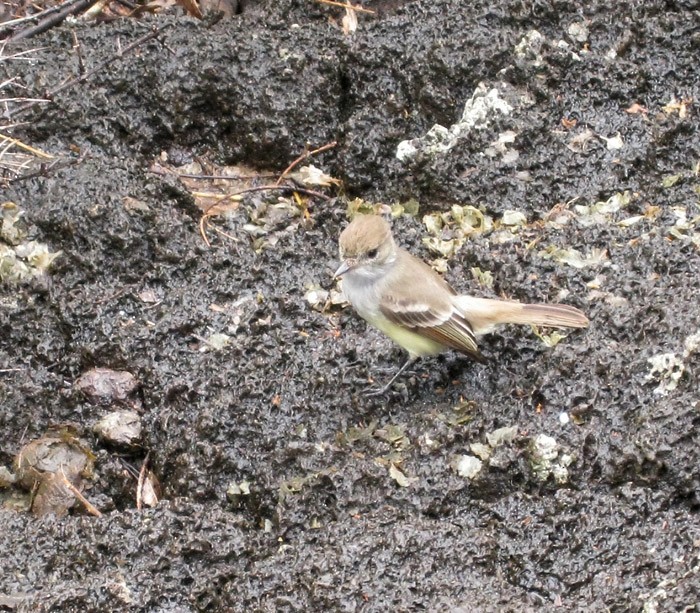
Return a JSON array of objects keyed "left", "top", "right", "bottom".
[{"left": 454, "top": 296, "right": 589, "bottom": 336}]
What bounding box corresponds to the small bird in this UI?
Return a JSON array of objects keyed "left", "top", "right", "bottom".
[{"left": 334, "top": 214, "right": 589, "bottom": 394}]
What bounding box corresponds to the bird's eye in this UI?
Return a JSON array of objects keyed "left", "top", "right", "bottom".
[{"left": 367, "top": 248, "right": 378, "bottom": 258}]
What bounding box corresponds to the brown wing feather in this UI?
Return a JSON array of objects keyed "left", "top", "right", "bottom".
[
  {"left": 379, "top": 295, "right": 485, "bottom": 362},
  {"left": 424, "top": 318, "right": 485, "bottom": 362},
  {"left": 377, "top": 247, "right": 486, "bottom": 362}
]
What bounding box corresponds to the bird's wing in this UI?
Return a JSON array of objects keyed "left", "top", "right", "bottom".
[{"left": 378, "top": 253, "right": 485, "bottom": 362}]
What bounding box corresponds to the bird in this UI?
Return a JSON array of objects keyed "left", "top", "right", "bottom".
[{"left": 334, "top": 214, "right": 589, "bottom": 394}]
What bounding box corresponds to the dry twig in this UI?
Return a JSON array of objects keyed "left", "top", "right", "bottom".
[
  {"left": 10, "top": 25, "right": 172, "bottom": 117},
  {"left": 198, "top": 183, "right": 332, "bottom": 246},
  {"left": 7, "top": 0, "right": 103, "bottom": 42},
  {"left": 275, "top": 140, "right": 337, "bottom": 185},
  {"left": 59, "top": 467, "right": 103, "bottom": 518},
  {"left": 315, "top": 0, "right": 375, "bottom": 15}
]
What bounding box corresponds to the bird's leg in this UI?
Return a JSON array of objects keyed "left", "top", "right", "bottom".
[{"left": 363, "top": 356, "right": 417, "bottom": 397}]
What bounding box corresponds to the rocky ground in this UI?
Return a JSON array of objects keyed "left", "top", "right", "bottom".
[{"left": 1, "top": 0, "right": 699, "bottom": 611}]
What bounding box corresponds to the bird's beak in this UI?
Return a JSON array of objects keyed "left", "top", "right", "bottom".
[{"left": 334, "top": 259, "right": 354, "bottom": 278}]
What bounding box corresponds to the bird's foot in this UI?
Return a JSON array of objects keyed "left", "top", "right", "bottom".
[{"left": 360, "top": 357, "right": 417, "bottom": 397}]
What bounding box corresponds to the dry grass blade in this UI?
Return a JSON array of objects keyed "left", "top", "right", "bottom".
[{"left": 315, "top": 0, "right": 375, "bottom": 14}]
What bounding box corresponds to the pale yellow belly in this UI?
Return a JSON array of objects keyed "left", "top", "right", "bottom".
[{"left": 370, "top": 314, "right": 445, "bottom": 357}]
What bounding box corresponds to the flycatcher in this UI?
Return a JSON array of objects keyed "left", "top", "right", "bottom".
[{"left": 334, "top": 214, "right": 589, "bottom": 394}]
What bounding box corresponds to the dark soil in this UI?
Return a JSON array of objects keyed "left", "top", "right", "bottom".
[{"left": 1, "top": 0, "right": 699, "bottom": 611}]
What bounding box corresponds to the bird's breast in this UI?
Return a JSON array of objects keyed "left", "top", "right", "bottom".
[{"left": 340, "top": 273, "right": 382, "bottom": 321}]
